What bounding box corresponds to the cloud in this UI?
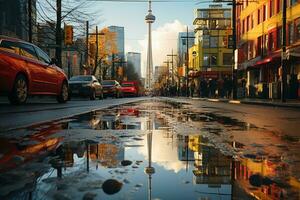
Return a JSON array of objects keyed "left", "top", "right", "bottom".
[{"left": 138, "top": 20, "right": 187, "bottom": 78}]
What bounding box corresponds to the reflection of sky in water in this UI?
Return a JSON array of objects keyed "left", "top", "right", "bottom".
[{"left": 0, "top": 103, "right": 243, "bottom": 199}]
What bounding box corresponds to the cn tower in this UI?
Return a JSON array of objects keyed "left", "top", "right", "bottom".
[{"left": 145, "top": 0, "right": 155, "bottom": 90}]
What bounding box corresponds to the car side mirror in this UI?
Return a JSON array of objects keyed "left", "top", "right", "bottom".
[{"left": 50, "top": 58, "right": 58, "bottom": 65}]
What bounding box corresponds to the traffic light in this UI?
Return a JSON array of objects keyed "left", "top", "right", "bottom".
[{"left": 64, "top": 25, "right": 73, "bottom": 45}]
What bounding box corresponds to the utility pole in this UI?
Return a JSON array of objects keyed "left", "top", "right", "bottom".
[
  {"left": 281, "top": 0, "right": 287, "bottom": 102},
  {"left": 85, "top": 21, "right": 89, "bottom": 74},
  {"left": 181, "top": 26, "right": 195, "bottom": 97},
  {"left": 167, "top": 49, "right": 177, "bottom": 86},
  {"left": 56, "top": 0, "right": 62, "bottom": 68},
  {"left": 28, "top": 0, "right": 32, "bottom": 43},
  {"left": 164, "top": 60, "right": 171, "bottom": 84},
  {"left": 111, "top": 54, "right": 115, "bottom": 79},
  {"left": 95, "top": 26, "right": 99, "bottom": 75},
  {"left": 232, "top": 0, "right": 238, "bottom": 100}
]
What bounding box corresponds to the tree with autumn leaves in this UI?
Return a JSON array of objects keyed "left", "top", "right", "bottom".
[{"left": 89, "top": 27, "right": 118, "bottom": 79}]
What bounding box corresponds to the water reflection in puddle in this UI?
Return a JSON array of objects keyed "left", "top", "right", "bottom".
[{"left": 0, "top": 101, "right": 298, "bottom": 200}]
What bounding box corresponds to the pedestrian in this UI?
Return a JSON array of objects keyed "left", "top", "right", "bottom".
[
  {"left": 190, "top": 80, "right": 195, "bottom": 97},
  {"left": 218, "top": 78, "right": 224, "bottom": 98}
]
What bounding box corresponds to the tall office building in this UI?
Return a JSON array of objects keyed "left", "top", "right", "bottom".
[
  {"left": 126, "top": 52, "right": 141, "bottom": 77},
  {"left": 177, "top": 32, "right": 195, "bottom": 67},
  {"left": 108, "top": 26, "right": 125, "bottom": 61},
  {"left": 0, "top": 0, "right": 37, "bottom": 42}
]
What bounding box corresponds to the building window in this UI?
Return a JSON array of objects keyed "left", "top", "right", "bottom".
[
  {"left": 203, "top": 54, "right": 209, "bottom": 66},
  {"left": 210, "top": 54, "right": 218, "bottom": 66},
  {"left": 263, "top": 34, "right": 268, "bottom": 55},
  {"left": 291, "top": 0, "right": 298, "bottom": 6},
  {"left": 263, "top": 4, "right": 267, "bottom": 21},
  {"left": 210, "top": 36, "right": 218, "bottom": 48},
  {"left": 257, "top": 36, "right": 262, "bottom": 57},
  {"left": 269, "top": 0, "right": 275, "bottom": 18},
  {"left": 268, "top": 31, "right": 276, "bottom": 51},
  {"left": 257, "top": 9, "right": 261, "bottom": 24},
  {"left": 289, "top": 23, "right": 294, "bottom": 45},
  {"left": 246, "top": 16, "right": 250, "bottom": 32},
  {"left": 276, "top": 0, "right": 282, "bottom": 13},
  {"left": 251, "top": 14, "right": 254, "bottom": 29},
  {"left": 223, "top": 53, "right": 232, "bottom": 65},
  {"left": 203, "top": 35, "right": 210, "bottom": 47},
  {"left": 277, "top": 27, "right": 282, "bottom": 49},
  {"left": 295, "top": 18, "right": 300, "bottom": 41},
  {"left": 203, "top": 54, "right": 218, "bottom": 66}
]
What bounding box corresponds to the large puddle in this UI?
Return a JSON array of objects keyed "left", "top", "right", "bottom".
[{"left": 0, "top": 100, "right": 299, "bottom": 199}]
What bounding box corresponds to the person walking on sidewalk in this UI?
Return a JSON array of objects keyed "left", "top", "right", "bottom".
[{"left": 189, "top": 80, "right": 195, "bottom": 97}]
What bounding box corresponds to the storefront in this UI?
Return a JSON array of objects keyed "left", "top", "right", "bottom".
[{"left": 246, "top": 53, "right": 281, "bottom": 99}]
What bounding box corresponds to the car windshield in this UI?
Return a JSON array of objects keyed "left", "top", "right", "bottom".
[
  {"left": 122, "top": 83, "right": 134, "bottom": 87},
  {"left": 102, "top": 80, "right": 115, "bottom": 85},
  {"left": 70, "top": 76, "right": 92, "bottom": 81}
]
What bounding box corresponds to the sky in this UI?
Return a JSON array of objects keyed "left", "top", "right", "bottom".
[{"left": 89, "top": 1, "right": 211, "bottom": 77}]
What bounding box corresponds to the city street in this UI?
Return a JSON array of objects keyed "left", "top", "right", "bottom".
[
  {"left": 1, "top": 0, "right": 300, "bottom": 199},
  {"left": 0, "top": 97, "right": 299, "bottom": 199}
]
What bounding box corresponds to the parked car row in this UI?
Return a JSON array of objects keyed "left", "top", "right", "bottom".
[{"left": 0, "top": 36, "right": 142, "bottom": 104}]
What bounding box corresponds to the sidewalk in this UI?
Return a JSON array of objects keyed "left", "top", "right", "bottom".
[{"left": 190, "top": 97, "right": 300, "bottom": 109}]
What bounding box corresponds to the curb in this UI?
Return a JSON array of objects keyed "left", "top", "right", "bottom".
[{"left": 191, "top": 97, "right": 300, "bottom": 109}]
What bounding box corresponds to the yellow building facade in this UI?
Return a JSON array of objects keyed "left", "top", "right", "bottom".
[
  {"left": 190, "top": 5, "right": 233, "bottom": 79},
  {"left": 237, "top": 0, "right": 300, "bottom": 99}
]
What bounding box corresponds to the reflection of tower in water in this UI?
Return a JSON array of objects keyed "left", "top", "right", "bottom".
[{"left": 144, "top": 111, "right": 155, "bottom": 200}]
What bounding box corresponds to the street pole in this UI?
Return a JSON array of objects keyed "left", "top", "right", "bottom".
[
  {"left": 56, "top": 0, "right": 62, "bottom": 68},
  {"left": 112, "top": 53, "right": 115, "bottom": 79},
  {"left": 28, "top": 0, "right": 32, "bottom": 43},
  {"left": 186, "top": 27, "right": 189, "bottom": 97},
  {"left": 181, "top": 26, "right": 195, "bottom": 97},
  {"left": 281, "top": 0, "right": 287, "bottom": 102},
  {"left": 164, "top": 60, "right": 171, "bottom": 85},
  {"left": 85, "top": 21, "right": 89, "bottom": 75},
  {"left": 167, "top": 49, "right": 177, "bottom": 86},
  {"left": 232, "top": 0, "right": 238, "bottom": 100},
  {"left": 95, "top": 26, "right": 99, "bottom": 75}
]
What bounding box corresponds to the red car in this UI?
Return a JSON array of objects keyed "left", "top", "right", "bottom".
[
  {"left": 0, "top": 36, "right": 69, "bottom": 104},
  {"left": 121, "top": 81, "right": 139, "bottom": 97}
]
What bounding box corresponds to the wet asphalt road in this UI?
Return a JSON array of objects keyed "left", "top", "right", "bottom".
[
  {"left": 0, "top": 97, "right": 299, "bottom": 199},
  {"left": 0, "top": 96, "right": 149, "bottom": 131}
]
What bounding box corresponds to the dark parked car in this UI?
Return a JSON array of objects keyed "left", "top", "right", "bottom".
[
  {"left": 69, "top": 75, "right": 103, "bottom": 100},
  {"left": 101, "top": 80, "right": 122, "bottom": 98},
  {"left": 0, "top": 36, "right": 69, "bottom": 104}
]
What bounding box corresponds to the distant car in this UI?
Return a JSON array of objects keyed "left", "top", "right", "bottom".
[
  {"left": 69, "top": 75, "right": 103, "bottom": 100},
  {"left": 0, "top": 36, "right": 69, "bottom": 104},
  {"left": 121, "top": 81, "right": 139, "bottom": 97},
  {"left": 101, "top": 80, "right": 122, "bottom": 98}
]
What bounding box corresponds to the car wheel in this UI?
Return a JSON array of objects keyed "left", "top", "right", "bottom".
[
  {"left": 9, "top": 74, "right": 28, "bottom": 105},
  {"left": 56, "top": 81, "right": 70, "bottom": 103},
  {"left": 99, "top": 92, "right": 104, "bottom": 100},
  {"left": 57, "top": 81, "right": 69, "bottom": 103},
  {"left": 90, "top": 90, "right": 96, "bottom": 100}
]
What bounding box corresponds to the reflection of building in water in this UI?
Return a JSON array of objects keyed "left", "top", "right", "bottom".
[
  {"left": 89, "top": 143, "right": 124, "bottom": 168},
  {"left": 178, "top": 135, "right": 195, "bottom": 162},
  {"left": 177, "top": 135, "right": 231, "bottom": 186},
  {"left": 235, "top": 158, "right": 289, "bottom": 199},
  {"left": 101, "top": 113, "right": 122, "bottom": 130}
]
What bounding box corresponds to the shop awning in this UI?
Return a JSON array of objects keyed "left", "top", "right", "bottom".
[
  {"left": 253, "top": 53, "right": 281, "bottom": 67},
  {"left": 188, "top": 71, "right": 232, "bottom": 78}
]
